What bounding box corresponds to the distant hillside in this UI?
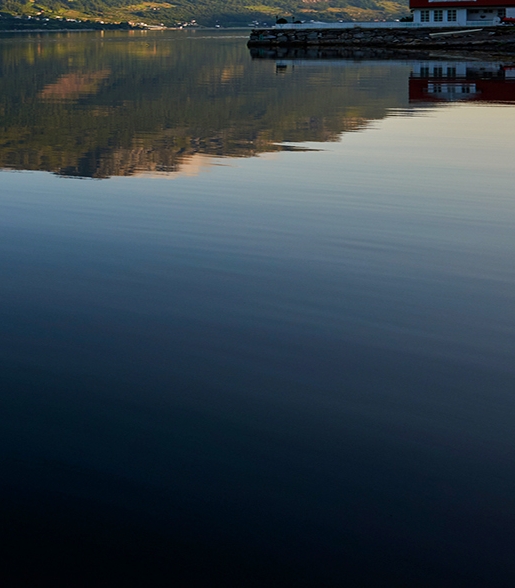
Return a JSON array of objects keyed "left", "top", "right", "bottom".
[{"left": 0, "top": 0, "right": 409, "bottom": 28}]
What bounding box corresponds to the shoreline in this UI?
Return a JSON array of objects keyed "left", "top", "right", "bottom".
[
  {"left": 0, "top": 28, "right": 101, "bottom": 33},
  {"left": 0, "top": 26, "right": 252, "bottom": 34},
  {"left": 248, "top": 25, "right": 515, "bottom": 53}
]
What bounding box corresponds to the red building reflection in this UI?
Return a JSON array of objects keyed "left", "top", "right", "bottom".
[{"left": 409, "top": 61, "right": 515, "bottom": 103}]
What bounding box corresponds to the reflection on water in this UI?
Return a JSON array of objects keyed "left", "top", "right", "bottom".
[
  {"left": 2, "top": 32, "right": 515, "bottom": 178},
  {"left": 1, "top": 32, "right": 515, "bottom": 587},
  {"left": 410, "top": 60, "right": 515, "bottom": 103},
  {"left": 39, "top": 69, "right": 112, "bottom": 101},
  {"left": 258, "top": 48, "right": 515, "bottom": 103},
  {"left": 0, "top": 32, "right": 412, "bottom": 178},
  {"left": 0, "top": 33, "right": 425, "bottom": 178}
]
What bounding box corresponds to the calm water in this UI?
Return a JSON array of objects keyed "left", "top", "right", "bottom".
[{"left": 1, "top": 31, "right": 515, "bottom": 586}]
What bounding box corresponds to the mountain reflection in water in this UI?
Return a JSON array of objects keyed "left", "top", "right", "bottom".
[
  {"left": 0, "top": 33, "right": 413, "bottom": 178},
  {"left": 2, "top": 32, "right": 515, "bottom": 179},
  {"left": 2, "top": 31, "right": 515, "bottom": 588}
]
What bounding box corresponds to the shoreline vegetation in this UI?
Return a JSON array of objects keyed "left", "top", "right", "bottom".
[
  {"left": 0, "top": 0, "right": 409, "bottom": 31},
  {"left": 0, "top": 14, "right": 144, "bottom": 31}
]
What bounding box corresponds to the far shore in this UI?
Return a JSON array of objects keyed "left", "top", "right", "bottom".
[{"left": 0, "top": 26, "right": 254, "bottom": 34}]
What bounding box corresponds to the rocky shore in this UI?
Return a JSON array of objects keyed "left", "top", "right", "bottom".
[{"left": 248, "top": 26, "right": 515, "bottom": 52}]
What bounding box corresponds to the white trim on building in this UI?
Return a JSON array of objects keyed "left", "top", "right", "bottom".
[{"left": 411, "top": 6, "right": 510, "bottom": 25}]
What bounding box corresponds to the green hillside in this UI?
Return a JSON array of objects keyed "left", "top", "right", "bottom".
[{"left": 0, "top": 0, "right": 409, "bottom": 28}]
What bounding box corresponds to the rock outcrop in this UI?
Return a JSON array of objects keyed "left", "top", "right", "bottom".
[{"left": 248, "top": 26, "right": 515, "bottom": 52}]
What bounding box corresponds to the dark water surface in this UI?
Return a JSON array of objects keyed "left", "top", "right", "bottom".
[{"left": 1, "top": 31, "right": 515, "bottom": 586}]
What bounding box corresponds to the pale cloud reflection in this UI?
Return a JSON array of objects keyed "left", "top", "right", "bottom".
[
  {"left": 39, "top": 70, "right": 111, "bottom": 101},
  {"left": 134, "top": 153, "right": 217, "bottom": 179}
]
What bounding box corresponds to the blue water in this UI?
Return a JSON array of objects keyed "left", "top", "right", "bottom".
[{"left": 1, "top": 33, "right": 515, "bottom": 586}]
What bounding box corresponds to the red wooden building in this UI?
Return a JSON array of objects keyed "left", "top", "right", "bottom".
[{"left": 410, "top": 0, "right": 515, "bottom": 26}]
